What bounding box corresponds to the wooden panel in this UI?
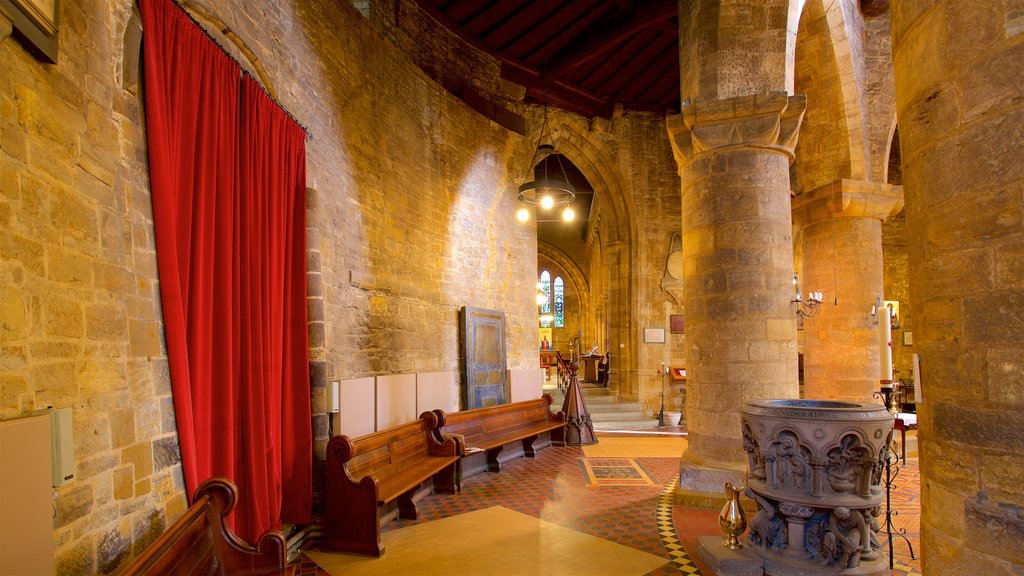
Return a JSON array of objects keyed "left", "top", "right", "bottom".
[
  {"left": 509, "top": 368, "right": 544, "bottom": 402},
  {"left": 0, "top": 414, "right": 54, "bottom": 576},
  {"left": 376, "top": 374, "right": 416, "bottom": 430},
  {"left": 416, "top": 370, "right": 457, "bottom": 414},
  {"left": 337, "top": 376, "right": 375, "bottom": 438},
  {"left": 459, "top": 307, "right": 509, "bottom": 409}
]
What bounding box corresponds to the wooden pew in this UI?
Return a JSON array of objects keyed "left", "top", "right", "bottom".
[
  {"left": 121, "top": 477, "right": 288, "bottom": 576},
  {"left": 440, "top": 394, "right": 566, "bottom": 483},
  {"left": 321, "top": 410, "right": 462, "bottom": 557}
]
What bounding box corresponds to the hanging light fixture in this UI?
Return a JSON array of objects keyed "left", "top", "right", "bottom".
[{"left": 516, "top": 107, "right": 576, "bottom": 222}]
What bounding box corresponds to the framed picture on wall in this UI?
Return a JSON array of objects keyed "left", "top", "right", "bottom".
[
  {"left": 644, "top": 327, "right": 666, "bottom": 344},
  {"left": 669, "top": 315, "right": 685, "bottom": 334},
  {"left": 1, "top": 0, "right": 60, "bottom": 63},
  {"left": 902, "top": 331, "right": 913, "bottom": 346}
]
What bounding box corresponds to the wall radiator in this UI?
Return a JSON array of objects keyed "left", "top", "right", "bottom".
[{"left": 0, "top": 414, "right": 55, "bottom": 575}]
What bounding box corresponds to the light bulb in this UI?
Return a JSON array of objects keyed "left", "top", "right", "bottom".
[
  {"left": 540, "top": 195, "right": 554, "bottom": 210},
  {"left": 562, "top": 207, "right": 575, "bottom": 221},
  {"left": 516, "top": 206, "right": 529, "bottom": 222},
  {"left": 536, "top": 293, "right": 547, "bottom": 305}
]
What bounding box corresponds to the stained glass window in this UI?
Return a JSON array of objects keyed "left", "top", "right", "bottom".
[
  {"left": 540, "top": 271, "right": 551, "bottom": 328},
  {"left": 553, "top": 277, "right": 564, "bottom": 327}
]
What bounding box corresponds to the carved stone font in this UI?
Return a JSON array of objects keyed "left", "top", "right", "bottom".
[{"left": 741, "top": 399, "right": 893, "bottom": 573}]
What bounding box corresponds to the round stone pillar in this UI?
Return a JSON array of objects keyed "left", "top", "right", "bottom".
[
  {"left": 892, "top": 1, "right": 1024, "bottom": 573},
  {"left": 667, "top": 93, "right": 806, "bottom": 477},
  {"left": 792, "top": 179, "right": 903, "bottom": 402}
]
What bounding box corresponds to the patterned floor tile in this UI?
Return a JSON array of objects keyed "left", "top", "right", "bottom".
[{"left": 302, "top": 433, "right": 923, "bottom": 576}]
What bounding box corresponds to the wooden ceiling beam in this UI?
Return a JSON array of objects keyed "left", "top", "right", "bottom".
[{"left": 546, "top": 0, "right": 676, "bottom": 81}]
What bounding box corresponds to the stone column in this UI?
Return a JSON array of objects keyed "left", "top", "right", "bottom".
[
  {"left": 792, "top": 179, "right": 903, "bottom": 402},
  {"left": 605, "top": 240, "right": 633, "bottom": 398},
  {"left": 667, "top": 93, "right": 805, "bottom": 502},
  {"left": 892, "top": 2, "right": 1024, "bottom": 573}
]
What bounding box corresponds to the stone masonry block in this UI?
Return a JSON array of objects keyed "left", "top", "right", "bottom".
[
  {"left": 55, "top": 534, "right": 95, "bottom": 576},
  {"left": 987, "top": 348, "right": 1024, "bottom": 403},
  {"left": 128, "top": 318, "right": 161, "bottom": 357},
  {"left": 2, "top": 231, "right": 45, "bottom": 275},
  {"left": 110, "top": 408, "right": 135, "bottom": 449},
  {"left": 964, "top": 497, "right": 1024, "bottom": 565},
  {"left": 113, "top": 465, "right": 133, "bottom": 500},
  {"left": 0, "top": 285, "right": 27, "bottom": 339},
  {"left": 54, "top": 482, "right": 94, "bottom": 529},
  {"left": 85, "top": 303, "right": 126, "bottom": 341},
  {"left": 995, "top": 240, "right": 1024, "bottom": 288},
  {"left": 122, "top": 442, "right": 153, "bottom": 480},
  {"left": 980, "top": 452, "right": 1024, "bottom": 508},
  {"left": 48, "top": 248, "right": 93, "bottom": 287}
]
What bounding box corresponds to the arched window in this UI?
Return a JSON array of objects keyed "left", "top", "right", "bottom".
[
  {"left": 539, "top": 271, "right": 551, "bottom": 328},
  {"left": 553, "top": 277, "right": 564, "bottom": 327}
]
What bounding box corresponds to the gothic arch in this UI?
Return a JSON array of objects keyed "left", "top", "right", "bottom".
[
  {"left": 538, "top": 241, "right": 590, "bottom": 303},
  {"left": 818, "top": 0, "right": 870, "bottom": 179},
  {"left": 525, "top": 112, "right": 641, "bottom": 394}
]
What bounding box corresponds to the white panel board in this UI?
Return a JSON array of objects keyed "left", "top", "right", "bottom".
[
  {"left": 416, "top": 370, "right": 458, "bottom": 414},
  {"left": 510, "top": 368, "right": 545, "bottom": 402},
  {"left": 0, "top": 414, "right": 54, "bottom": 576},
  {"left": 337, "top": 376, "right": 375, "bottom": 438},
  {"left": 376, "top": 373, "right": 417, "bottom": 430}
]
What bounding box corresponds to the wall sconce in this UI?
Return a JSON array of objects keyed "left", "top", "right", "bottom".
[{"left": 792, "top": 274, "right": 823, "bottom": 318}]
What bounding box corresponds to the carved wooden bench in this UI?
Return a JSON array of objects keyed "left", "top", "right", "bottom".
[
  {"left": 321, "top": 410, "right": 462, "bottom": 557},
  {"left": 439, "top": 394, "right": 566, "bottom": 484},
  {"left": 121, "top": 477, "right": 288, "bottom": 576}
]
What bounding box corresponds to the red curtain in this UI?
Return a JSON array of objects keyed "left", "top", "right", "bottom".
[{"left": 140, "top": 0, "right": 312, "bottom": 541}]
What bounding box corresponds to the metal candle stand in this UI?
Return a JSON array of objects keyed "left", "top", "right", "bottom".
[
  {"left": 873, "top": 383, "right": 917, "bottom": 569},
  {"left": 657, "top": 367, "right": 666, "bottom": 427}
]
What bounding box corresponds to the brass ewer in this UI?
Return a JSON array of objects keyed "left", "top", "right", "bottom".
[{"left": 719, "top": 482, "right": 747, "bottom": 549}]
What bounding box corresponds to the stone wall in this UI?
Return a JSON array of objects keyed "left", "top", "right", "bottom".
[
  {"left": 0, "top": 2, "right": 181, "bottom": 573},
  {"left": 0, "top": 0, "right": 538, "bottom": 572}
]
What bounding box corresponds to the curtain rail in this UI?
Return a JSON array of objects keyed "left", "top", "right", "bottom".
[{"left": 167, "top": 0, "right": 313, "bottom": 142}]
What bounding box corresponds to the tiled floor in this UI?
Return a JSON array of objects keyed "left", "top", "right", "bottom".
[{"left": 304, "top": 430, "right": 921, "bottom": 575}]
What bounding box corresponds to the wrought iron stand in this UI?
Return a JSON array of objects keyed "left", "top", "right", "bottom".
[{"left": 874, "top": 384, "right": 917, "bottom": 569}]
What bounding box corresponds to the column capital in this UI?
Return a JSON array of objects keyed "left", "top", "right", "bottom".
[
  {"left": 667, "top": 92, "right": 807, "bottom": 171},
  {"left": 792, "top": 179, "right": 904, "bottom": 229}
]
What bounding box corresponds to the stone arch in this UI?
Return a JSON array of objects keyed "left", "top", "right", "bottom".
[
  {"left": 176, "top": 1, "right": 279, "bottom": 98},
  {"left": 529, "top": 113, "right": 640, "bottom": 395},
  {"left": 791, "top": 0, "right": 858, "bottom": 194},
  {"left": 819, "top": 0, "right": 870, "bottom": 180},
  {"left": 538, "top": 241, "right": 590, "bottom": 307},
  {"left": 121, "top": 1, "right": 278, "bottom": 98},
  {"left": 882, "top": 116, "right": 901, "bottom": 185},
  {"left": 538, "top": 241, "right": 591, "bottom": 349}
]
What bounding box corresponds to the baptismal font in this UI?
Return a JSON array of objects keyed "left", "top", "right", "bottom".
[{"left": 700, "top": 399, "right": 894, "bottom": 575}]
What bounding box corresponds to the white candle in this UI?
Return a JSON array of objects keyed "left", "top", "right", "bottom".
[{"left": 879, "top": 310, "right": 893, "bottom": 382}]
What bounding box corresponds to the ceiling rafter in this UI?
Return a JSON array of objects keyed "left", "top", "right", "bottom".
[
  {"left": 545, "top": 0, "right": 677, "bottom": 81},
  {"left": 412, "top": 1, "right": 680, "bottom": 119}
]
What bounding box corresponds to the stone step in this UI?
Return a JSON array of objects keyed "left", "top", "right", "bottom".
[
  {"left": 544, "top": 386, "right": 660, "bottom": 431},
  {"left": 592, "top": 419, "right": 661, "bottom": 431},
  {"left": 545, "top": 394, "right": 619, "bottom": 406},
  {"left": 586, "top": 402, "right": 644, "bottom": 413}
]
